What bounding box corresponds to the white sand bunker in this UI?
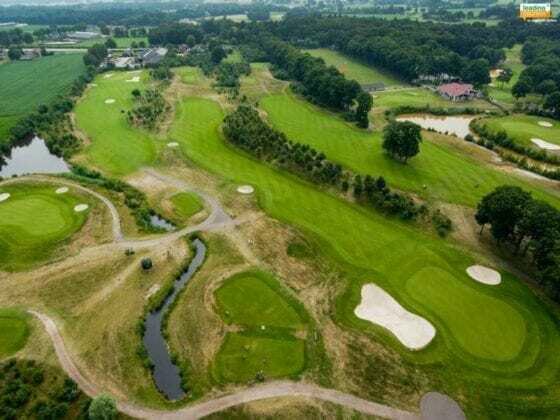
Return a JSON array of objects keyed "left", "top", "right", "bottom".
[
  {"left": 105, "top": 99, "right": 115, "bottom": 104},
  {"left": 167, "top": 142, "right": 179, "bottom": 148},
  {"left": 103, "top": 73, "right": 113, "bottom": 79},
  {"left": 74, "top": 204, "right": 89, "bottom": 212},
  {"left": 237, "top": 185, "right": 254, "bottom": 194},
  {"left": 90, "top": 83, "right": 98, "bottom": 87},
  {"left": 538, "top": 121, "right": 553, "bottom": 128},
  {"left": 0, "top": 193, "right": 10, "bottom": 202},
  {"left": 126, "top": 76, "right": 140, "bottom": 83},
  {"left": 354, "top": 284, "right": 436, "bottom": 350},
  {"left": 531, "top": 138, "right": 560, "bottom": 151},
  {"left": 466, "top": 265, "right": 501, "bottom": 285},
  {"left": 55, "top": 187, "right": 69, "bottom": 194}
]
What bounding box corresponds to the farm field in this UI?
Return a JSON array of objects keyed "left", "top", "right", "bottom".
[
  {"left": 303, "top": 48, "right": 404, "bottom": 87},
  {"left": 0, "top": 182, "right": 91, "bottom": 271},
  {"left": 0, "top": 54, "right": 86, "bottom": 144},
  {"left": 482, "top": 114, "right": 560, "bottom": 149},
  {"left": 76, "top": 36, "right": 148, "bottom": 48},
  {"left": 0, "top": 308, "right": 30, "bottom": 358},
  {"left": 260, "top": 92, "right": 560, "bottom": 208},
  {"left": 74, "top": 71, "right": 157, "bottom": 175}
]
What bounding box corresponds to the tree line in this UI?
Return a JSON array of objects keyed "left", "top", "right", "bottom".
[
  {"left": 476, "top": 186, "right": 560, "bottom": 302},
  {"left": 223, "top": 105, "right": 420, "bottom": 219},
  {"left": 127, "top": 88, "right": 170, "bottom": 130}
]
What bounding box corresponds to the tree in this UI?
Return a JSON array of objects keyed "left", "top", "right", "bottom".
[
  {"left": 8, "top": 47, "right": 23, "bottom": 60},
  {"left": 512, "top": 78, "right": 531, "bottom": 98},
  {"left": 544, "top": 91, "right": 560, "bottom": 118},
  {"left": 104, "top": 38, "right": 117, "bottom": 49},
  {"left": 461, "top": 58, "right": 491, "bottom": 87},
  {"left": 382, "top": 121, "right": 422, "bottom": 163},
  {"left": 355, "top": 92, "right": 373, "bottom": 128},
  {"left": 210, "top": 45, "right": 226, "bottom": 64},
  {"left": 88, "top": 394, "right": 117, "bottom": 420},
  {"left": 186, "top": 34, "right": 196, "bottom": 48},
  {"left": 496, "top": 67, "right": 513, "bottom": 88},
  {"left": 141, "top": 258, "right": 153, "bottom": 270}
]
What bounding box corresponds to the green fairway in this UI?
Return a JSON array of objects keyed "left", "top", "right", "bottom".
[
  {"left": 303, "top": 48, "right": 403, "bottom": 86},
  {"left": 214, "top": 332, "right": 305, "bottom": 383},
  {"left": 482, "top": 114, "right": 560, "bottom": 149},
  {"left": 374, "top": 87, "right": 495, "bottom": 110},
  {"left": 0, "top": 183, "right": 90, "bottom": 271},
  {"left": 213, "top": 270, "right": 307, "bottom": 383},
  {"left": 169, "top": 94, "right": 560, "bottom": 415},
  {"left": 215, "top": 271, "right": 304, "bottom": 329},
  {"left": 74, "top": 71, "right": 156, "bottom": 175},
  {"left": 0, "top": 308, "right": 30, "bottom": 358},
  {"left": 487, "top": 45, "right": 525, "bottom": 106},
  {"left": 0, "top": 54, "right": 86, "bottom": 140},
  {"left": 175, "top": 66, "right": 202, "bottom": 85},
  {"left": 170, "top": 192, "right": 203, "bottom": 219},
  {"left": 260, "top": 92, "right": 560, "bottom": 208}
]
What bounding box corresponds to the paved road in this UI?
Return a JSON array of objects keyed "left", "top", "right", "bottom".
[{"left": 30, "top": 311, "right": 420, "bottom": 420}]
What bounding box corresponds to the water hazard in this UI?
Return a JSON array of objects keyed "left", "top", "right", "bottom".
[
  {"left": 149, "top": 214, "right": 175, "bottom": 232},
  {"left": 396, "top": 115, "right": 475, "bottom": 139},
  {"left": 0, "top": 136, "right": 70, "bottom": 177},
  {"left": 143, "top": 238, "right": 206, "bottom": 400}
]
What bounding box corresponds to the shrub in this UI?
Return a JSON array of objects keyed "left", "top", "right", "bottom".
[
  {"left": 141, "top": 258, "right": 153, "bottom": 271},
  {"left": 88, "top": 395, "right": 117, "bottom": 420}
]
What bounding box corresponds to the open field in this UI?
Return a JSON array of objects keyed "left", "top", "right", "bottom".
[
  {"left": 260, "top": 92, "right": 560, "bottom": 208},
  {"left": 487, "top": 45, "right": 525, "bottom": 106},
  {"left": 167, "top": 82, "right": 560, "bottom": 416},
  {"left": 74, "top": 71, "right": 157, "bottom": 175},
  {"left": 0, "top": 308, "right": 30, "bottom": 358},
  {"left": 303, "top": 49, "right": 403, "bottom": 87},
  {"left": 374, "top": 87, "right": 495, "bottom": 110},
  {"left": 76, "top": 36, "right": 148, "bottom": 48},
  {"left": 483, "top": 114, "right": 560, "bottom": 149},
  {"left": 0, "top": 183, "right": 90, "bottom": 271},
  {"left": 0, "top": 54, "right": 86, "bottom": 143}
]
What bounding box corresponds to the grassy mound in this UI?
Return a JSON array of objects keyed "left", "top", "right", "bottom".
[
  {"left": 213, "top": 271, "right": 307, "bottom": 383},
  {"left": 74, "top": 71, "right": 156, "bottom": 175},
  {"left": 0, "top": 183, "right": 89, "bottom": 271},
  {"left": 170, "top": 192, "right": 203, "bottom": 220},
  {"left": 483, "top": 114, "right": 560, "bottom": 149},
  {"left": 0, "top": 308, "right": 30, "bottom": 358}
]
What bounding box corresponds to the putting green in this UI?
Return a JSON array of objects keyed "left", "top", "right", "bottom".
[
  {"left": 74, "top": 71, "right": 156, "bottom": 176},
  {"left": 0, "top": 183, "right": 89, "bottom": 271},
  {"left": 170, "top": 192, "right": 203, "bottom": 220},
  {"left": 0, "top": 308, "right": 30, "bottom": 358},
  {"left": 260, "top": 93, "right": 560, "bottom": 208},
  {"left": 483, "top": 114, "right": 560, "bottom": 150}
]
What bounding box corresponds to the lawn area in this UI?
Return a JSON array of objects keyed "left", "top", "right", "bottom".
[
  {"left": 0, "top": 54, "right": 86, "bottom": 141},
  {"left": 482, "top": 114, "right": 560, "bottom": 149},
  {"left": 488, "top": 45, "right": 525, "bottom": 106},
  {"left": 175, "top": 66, "right": 202, "bottom": 85},
  {"left": 213, "top": 270, "right": 307, "bottom": 383},
  {"left": 260, "top": 92, "right": 560, "bottom": 208},
  {"left": 303, "top": 48, "right": 403, "bottom": 87},
  {"left": 0, "top": 308, "right": 30, "bottom": 358},
  {"left": 170, "top": 192, "right": 203, "bottom": 220},
  {"left": 374, "top": 87, "right": 495, "bottom": 110},
  {"left": 0, "top": 183, "right": 90, "bottom": 271},
  {"left": 74, "top": 71, "right": 157, "bottom": 175},
  {"left": 170, "top": 93, "right": 560, "bottom": 416}
]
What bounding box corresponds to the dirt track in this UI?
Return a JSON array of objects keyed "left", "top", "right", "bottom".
[{"left": 30, "top": 310, "right": 420, "bottom": 420}]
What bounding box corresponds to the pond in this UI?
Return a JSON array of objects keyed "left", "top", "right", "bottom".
[
  {"left": 143, "top": 238, "right": 206, "bottom": 401},
  {"left": 396, "top": 115, "right": 475, "bottom": 139},
  {"left": 0, "top": 136, "right": 70, "bottom": 178},
  {"left": 149, "top": 214, "right": 175, "bottom": 232}
]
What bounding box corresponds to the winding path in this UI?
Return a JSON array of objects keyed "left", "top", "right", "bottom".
[{"left": 30, "top": 310, "right": 419, "bottom": 420}]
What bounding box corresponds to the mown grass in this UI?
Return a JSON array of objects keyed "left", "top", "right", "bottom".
[
  {"left": 74, "top": 71, "right": 157, "bottom": 175},
  {"left": 483, "top": 114, "right": 560, "bottom": 148},
  {"left": 260, "top": 92, "right": 560, "bottom": 208},
  {"left": 0, "top": 54, "right": 86, "bottom": 139},
  {"left": 0, "top": 183, "right": 90, "bottom": 271},
  {"left": 175, "top": 66, "right": 202, "bottom": 85},
  {"left": 487, "top": 45, "right": 524, "bottom": 106},
  {"left": 170, "top": 93, "right": 560, "bottom": 417},
  {"left": 303, "top": 48, "right": 403, "bottom": 86},
  {"left": 0, "top": 308, "right": 30, "bottom": 358},
  {"left": 374, "top": 87, "right": 495, "bottom": 110},
  {"left": 170, "top": 192, "right": 203, "bottom": 220}
]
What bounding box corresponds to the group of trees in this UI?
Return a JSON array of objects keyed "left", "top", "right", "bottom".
[
  {"left": 223, "top": 105, "right": 419, "bottom": 219},
  {"left": 83, "top": 43, "right": 108, "bottom": 67},
  {"left": 0, "top": 28, "right": 33, "bottom": 47},
  {"left": 476, "top": 186, "right": 560, "bottom": 302},
  {"left": 127, "top": 88, "right": 170, "bottom": 130}
]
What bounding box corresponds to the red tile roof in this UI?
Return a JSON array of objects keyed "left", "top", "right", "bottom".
[{"left": 438, "top": 83, "right": 474, "bottom": 97}]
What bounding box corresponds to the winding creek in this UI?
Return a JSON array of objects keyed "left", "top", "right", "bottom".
[{"left": 143, "top": 238, "right": 206, "bottom": 400}]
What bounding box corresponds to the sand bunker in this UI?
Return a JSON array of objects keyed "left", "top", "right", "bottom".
[
  {"left": 74, "top": 204, "right": 89, "bottom": 212},
  {"left": 538, "top": 121, "right": 553, "bottom": 128},
  {"left": 103, "top": 73, "right": 113, "bottom": 79},
  {"left": 55, "top": 187, "right": 69, "bottom": 194},
  {"left": 126, "top": 76, "right": 140, "bottom": 83},
  {"left": 146, "top": 284, "right": 161, "bottom": 300},
  {"left": 237, "top": 185, "right": 254, "bottom": 194},
  {"left": 105, "top": 99, "right": 115, "bottom": 104},
  {"left": 466, "top": 265, "right": 501, "bottom": 285},
  {"left": 167, "top": 142, "right": 179, "bottom": 148},
  {"left": 531, "top": 138, "right": 560, "bottom": 151},
  {"left": 0, "top": 193, "right": 10, "bottom": 202},
  {"left": 354, "top": 284, "right": 436, "bottom": 350}
]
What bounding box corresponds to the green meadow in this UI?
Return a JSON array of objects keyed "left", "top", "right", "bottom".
[
  {"left": 0, "top": 183, "right": 90, "bottom": 271},
  {"left": 170, "top": 192, "right": 203, "bottom": 220},
  {"left": 483, "top": 114, "right": 560, "bottom": 149},
  {"left": 0, "top": 308, "right": 30, "bottom": 358},
  {"left": 488, "top": 45, "right": 525, "bottom": 106},
  {"left": 74, "top": 71, "right": 156, "bottom": 175},
  {"left": 374, "top": 87, "right": 495, "bottom": 110},
  {"left": 303, "top": 48, "right": 403, "bottom": 87},
  {"left": 76, "top": 37, "right": 148, "bottom": 48},
  {"left": 260, "top": 92, "right": 560, "bottom": 208}
]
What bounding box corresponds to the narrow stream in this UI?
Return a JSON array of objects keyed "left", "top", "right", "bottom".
[{"left": 142, "top": 238, "right": 206, "bottom": 400}]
